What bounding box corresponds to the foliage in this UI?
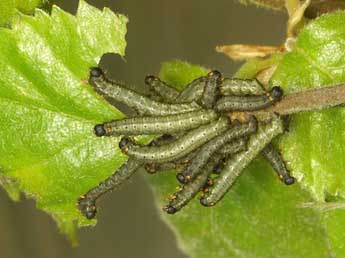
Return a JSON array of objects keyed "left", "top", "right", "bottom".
[{"left": 1, "top": 0, "right": 345, "bottom": 257}]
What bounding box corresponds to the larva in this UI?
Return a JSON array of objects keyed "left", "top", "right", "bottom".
[
  {"left": 119, "top": 117, "right": 230, "bottom": 163},
  {"left": 212, "top": 138, "right": 248, "bottom": 174},
  {"left": 200, "top": 115, "right": 284, "bottom": 207},
  {"left": 220, "top": 78, "right": 265, "bottom": 96},
  {"left": 176, "top": 116, "right": 257, "bottom": 184},
  {"left": 175, "top": 76, "right": 207, "bottom": 103},
  {"left": 145, "top": 75, "right": 180, "bottom": 101},
  {"left": 215, "top": 86, "right": 283, "bottom": 112},
  {"left": 78, "top": 158, "right": 144, "bottom": 219},
  {"left": 217, "top": 137, "right": 247, "bottom": 155},
  {"left": 94, "top": 109, "right": 218, "bottom": 136},
  {"left": 201, "top": 71, "right": 222, "bottom": 108},
  {"left": 89, "top": 67, "right": 201, "bottom": 116},
  {"left": 164, "top": 163, "right": 213, "bottom": 214},
  {"left": 145, "top": 148, "right": 199, "bottom": 174},
  {"left": 261, "top": 143, "right": 295, "bottom": 185}
]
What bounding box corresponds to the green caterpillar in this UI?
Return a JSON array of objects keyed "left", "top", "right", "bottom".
[
  {"left": 261, "top": 143, "right": 295, "bottom": 185},
  {"left": 201, "top": 70, "right": 222, "bottom": 108},
  {"left": 89, "top": 67, "right": 200, "bottom": 116},
  {"left": 217, "top": 138, "right": 247, "bottom": 155},
  {"left": 164, "top": 163, "right": 214, "bottom": 214},
  {"left": 176, "top": 116, "right": 257, "bottom": 184},
  {"left": 200, "top": 115, "right": 284, "bottom": 207},
  {"left": 78, "top": 158, "right": 144, "bottom": 219},
  {"left": 215, "top": 86, "right": 283, "bottom": 112},
  {"left": 220, "top": 78, "right": 265, "bottom": 96},
  {"left": 94, "top": 109, "right": 218, "bottom": 136},
  {"left": 119, "top": 117, "right": 230, "bottom": 163},
  {"left": 145, "top": 75, "right": 180, "bottom": 101}
]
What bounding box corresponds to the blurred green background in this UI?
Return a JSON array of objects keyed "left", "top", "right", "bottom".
[{"left": 0, "top": 1, "right": 286, "bottom": 257}]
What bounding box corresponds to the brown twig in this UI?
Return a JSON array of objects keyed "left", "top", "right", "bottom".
[{"left": 251, "top": 83, "right": 345, "bottom": 119}]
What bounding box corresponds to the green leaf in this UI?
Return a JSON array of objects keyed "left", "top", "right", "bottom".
[
  {"left": 270, "top": 11, "right": 345, "bottom": 257},
  {"left": 0, "top": 0, "right": 128, "bottom": 240},
  {"left": 146, "top": 12, "right": 345, "bottom": 258},
  {"left": 0, "top": 0, "right": 46, "bottom": 26}
]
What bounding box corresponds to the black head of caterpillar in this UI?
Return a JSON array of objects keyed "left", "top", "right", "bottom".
[
  {"left": 94, "top": 124, "right": 106, "bottom": 137},
  {"left": 269, "top": 86, "right": 284, "bottom": 101},
  {"left": 89, "top": 67, "right": 104, "bottom": 79}
]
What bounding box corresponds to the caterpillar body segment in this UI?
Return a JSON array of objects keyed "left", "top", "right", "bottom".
[
  {"left": 201, "top": 70, "right": 222, "bottom": 109},
  {"left": 220, "top": 78, "right": 265, "bottom": 96},
  {"left": 119, "top": 117, "right": 230, "bottom": 163},
  {"left": 164, "top": 163, "right": 214, "bottom": 214},
  {"left": 261, "top": 143, "right": 295, "bottom": 185},
  {"left": 145, "top": 75, "right": 180, "bottom": 101},
  {"left": 217, "top": 138, "right": 248, "bottom": 155},
  {"left": 200, "top": 115, "right": 284, "bottom": 207},
  {"left": 94, "top": 109, "right": 219, "bottom": 136},
  {"left": 78, "top": 158, "right": 144, "bottom": 219},
  {"left": 89, "top": 67, "right": 200, "bottom": 116},
  {"left": 175, "top": 76, "right": 208, "bottom": 103},
  {"left": 145, "top": 148, "right": 199, "bottom": 174},
  {"left": 215, "top": 86, "right": 283, "bottom": 112},
  {"left": 177, "top": 116, "right": 257, "bottom": 184}
]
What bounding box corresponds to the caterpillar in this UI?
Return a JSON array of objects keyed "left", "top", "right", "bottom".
[
  {"left": 261, "top": 143, "right": 295, "bottom": 185},
  {"left": 164, "top": 163, "right": 214, "bottom": 214},
  {"left": 89, "top": 67, "right": 201, "bottom": 116},
  {"left": 200, "top": 115, "right": 284, "bottom": 207},
  {"left": 217, "top": 137, "right": 247, "bottom": 155},
  {"left": 145, "top": 75, "right": 180, "bottom": 101},
  {"left": 220, "top": 78, "right": 265, "bottom": 96},
  {"left": 119, "top": 117, "right": 230, "bottom": 163},
  {"left": 215, "top": 86, "right": 283, "bottom": 112},
  {"left": 174, "top": 76, "right": 207, "bottom": 103},
  {"left": 212, "top": 139, "right": 248, "bottom": 174},
  {"left": 176, "top": 116, "right": 257, "bottom": 184},
  {"left": 82, "top": 66, "right": 292, "bottom": 218},
  {"left": 78, "top": 158, "right": 144, "bottom": 219},
  {"left": 145, "top": 148, "right": 199, "bottom": 174},
  {"left": 201, "top": 70, "right": 222, "bottom": 109},
  {"left": 94, "top": 109, "right": 218, "bottom": 136}
]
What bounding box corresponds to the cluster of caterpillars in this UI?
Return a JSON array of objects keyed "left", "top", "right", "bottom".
[{"left": 77, "top": 67, "right": 295, "bottom": 219}]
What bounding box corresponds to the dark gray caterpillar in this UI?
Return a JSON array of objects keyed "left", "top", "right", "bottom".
[
  {"left": 146, "top": 74, "right": 208, "bottom": 104},
  {"left": 176, "top": 116, "right": 257, "bottom": 184},
  {"left": 261, "top": 143, "right": 295, "bottom": 185},
  {"left": 164, "top": 162, "right": 214, "bottom": 214},
  {"left": 89, "top": 67, "right": 200, "bottom": 116},
  {"left": 175, "top": 76, "right": 207, "bottom": 103},
  {"left": 94, "top": 109, "right": 218, "bottom": 137},
  {"left": 119, "top": 117, "right": 230, "bottom": 163},
  {"left": 215, "top": 86, "right": 283, "bottom": 112},
  {"left": 145, "top": 148, "right": 199, "bottom": 174},
  {"left": 212, "top": 138, "right": 248, "bottom": 174},
  {"left": 78, "top": 158, "right": 144, "bottom": 219},
  {"left": 200, "top": 115, "right": 284, "bottom": 207},
  {"left": 145, "top": 75, "right": 180, "bottom": 101},
  {"left": 220, "top": 78, "right": 265, "bottom": 96},
  {"left": 217, "top": 138, "right": 247, "bottom": 155},
  {"left": 201, "top": 70, "right": 222, "bottom": 108}
]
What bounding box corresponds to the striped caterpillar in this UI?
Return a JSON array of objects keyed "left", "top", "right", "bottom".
[
  {"left": 176, "top": 116, "right": 257, "bottom": 184},
  {"left": 77, "top": 66, "right": 291, "bottom": 219},
  {"left": 200, "top": 115, "right": 284, "bottom": 207}
]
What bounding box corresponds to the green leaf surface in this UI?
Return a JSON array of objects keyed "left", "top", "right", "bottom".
[
  {"left": 0, "top": 0, "right": 128, "bottom": 239},
  {"left": 270, "top": 11, "right": 345, "bottom": 257},
  {"left": 146, "top": 12, "right": 345, "bottom": 258},
  {"left": 0, "top": 0, "right": 46, "bottom": 26}
]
